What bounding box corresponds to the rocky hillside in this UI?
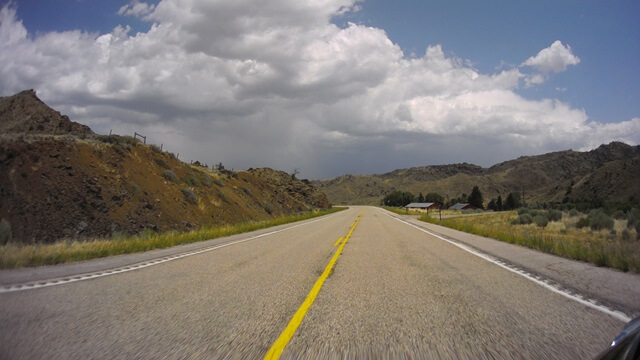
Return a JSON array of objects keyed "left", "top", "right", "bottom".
[
  {"left": 0, "top": 90, "right": 330, "bottom": 244},
  {"left": 247, "top": 168, "right": 330, "bottom": 209},
  {"left": 0, "top": 90, "right": 93, "bottom": 136},
  {"left": 315, "top": 143, "right": 640, "bottom": 206}
]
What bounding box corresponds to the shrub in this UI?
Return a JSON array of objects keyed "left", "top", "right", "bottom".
[
  {"left": 212, "top": 178, "right": 224, "bottom": 187},
  {"left": 264, "top": 203, "right": 275, "bottom": 215},
  {"left": 95, "top": 134, "right": 119, "bottom": 144},
  {"left": 154, "top": 158, "right": 170, "bottom": 169},
  {"left": 125, "top": 181, "right": 140, "bottom": 195},
  {"left": 589, "top": 210, "right": 614, "bottom": 231},
  {"left": 181, "top": 188, "right": 197, "bottom": 204},
  {"left": 533, "top": 215, "right": 549, "bottom": 228},
  {"left": 97, "top": 134, "right": 139, "bottom": 147},
  {"left": 621, "top": 229, "right": 633, "bottom": 241},
  {"left": 529, "top": 209, "right": 541, "bottom": 217},
  {"left": 613, "top": 210, "right": 626, "bottom": 220},
  {"left": 512, "top": 213, "right": 533, "bottom": 225},
  {"left": 149, "top": 144, "right": 162, "bottom": 153},
  {"left": 163, "top": 170, "right": 178, "bottom": 182},
  {"left": 517, "top": 208, "right": 530, "bottom": 215},
  {"left": 547, "top": 210, "right": 563, "bottom": 222},
  {"left": 628, "top": 209, "right": 640, "bottom": 232},
  {"left": 0, "top": 219, "right": 12, "bottom": 245},
  {"left": 240, "top": 186, "right": 252, "bottom": 196},
  {"left": 183, "top": 174, "right": 200, "bottom": 187},
  {"left": 569, "top": 209, "right": 579, "bottom": 217},
  {"left": 120, "top": 136, "right": 140, "bottom": 147},
  {"left": 218, "top": 191, "right": 228, "bottom": 203},
  {"left": 200, "top": 174, "right": 213, "bottom": 187},
  {"left": 576, "top": 217, "right": 590, "bottom": 229},
  {"left": 113, "top": 144, "right": 129, "bottom": 156}
]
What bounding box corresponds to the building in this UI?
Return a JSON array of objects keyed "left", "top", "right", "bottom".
[
  {"left": 405, "top": 202, "right": 440, "bottom": 212},
  {"left": 449, "top": 203, "right": 477, "bottom": 210}
]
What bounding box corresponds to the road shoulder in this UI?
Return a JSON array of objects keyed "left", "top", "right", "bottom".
[{"left": 382, "top": 209, "right": 640, "bottom": 316}]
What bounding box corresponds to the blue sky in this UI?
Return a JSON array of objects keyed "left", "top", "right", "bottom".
[{"left": 2, "top": 0, "right": 639, "bottom": 177}]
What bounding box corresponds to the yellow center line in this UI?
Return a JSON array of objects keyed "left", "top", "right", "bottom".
[
  {"left": 264, "top": 213, "right": 363, "bottom": 359},
  {"left": 333, "top": 236, "right": 344, "bottom": 247}
]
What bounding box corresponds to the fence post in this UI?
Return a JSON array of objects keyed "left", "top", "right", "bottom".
[{"left": 134, "top": 132, "right": 147, "bottom": 144}]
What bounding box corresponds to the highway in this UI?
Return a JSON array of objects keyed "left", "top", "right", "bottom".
[{"left": 0, "top": 206, "right": 634, "bottom": 359}]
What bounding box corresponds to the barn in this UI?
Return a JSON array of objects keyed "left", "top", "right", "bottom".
[
  {"left": 449, "top": 203, "right": 477, "bottom": 210},
  {"left": 405, "top": 202, "right": 440, "bottom": 212}
]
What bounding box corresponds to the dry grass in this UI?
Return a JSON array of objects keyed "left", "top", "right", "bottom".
[
  {"left": 421, "top": 211, "right": 640, "bottom": 273},
  {"left": 0, "top": 207, "right": 346, "bottom": 269}
]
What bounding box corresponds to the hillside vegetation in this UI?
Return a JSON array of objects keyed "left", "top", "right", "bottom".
[{"left": 0, "top": 90, "right": 330, "bottom": 245}]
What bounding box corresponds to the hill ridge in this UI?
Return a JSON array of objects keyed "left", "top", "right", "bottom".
[{"left": 315, "top": 142, "right": 640, "bottom": 205}]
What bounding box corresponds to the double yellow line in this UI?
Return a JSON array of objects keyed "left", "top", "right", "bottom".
[{"left": 264, "top": 213, "right": 363, "bottom": 359}]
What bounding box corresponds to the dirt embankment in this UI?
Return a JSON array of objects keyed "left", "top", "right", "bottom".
[{"left": 0, "top": 135, "right": 330, "bottom": 244}]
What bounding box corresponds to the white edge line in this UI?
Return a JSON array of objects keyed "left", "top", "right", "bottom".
[
  {"left": 378, "top": 208, "right": 632, "bottom": 323},
  {"left": 0, "top": 211, "right": 346, "bottom": 294}
]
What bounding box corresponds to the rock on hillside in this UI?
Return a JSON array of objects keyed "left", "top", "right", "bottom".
[{"left": 0, "top": 90, "right": 93, "bottom": 136}]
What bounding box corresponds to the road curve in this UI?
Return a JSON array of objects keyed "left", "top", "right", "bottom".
[{"left": 0, "top": 206, "right": 629, "bottom": 359}]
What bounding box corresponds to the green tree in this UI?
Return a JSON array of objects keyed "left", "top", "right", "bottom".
[
  {"left": 496, "top": 195, "right": 503, "bottom": 211},
  {"left": 487, "top": 198, "right": 497, "bottom": 211},
  {"left": 424, "top": 192, "right": 444, "bottom": 206},
  {"left": 504, "top": 192, "right": 522, "bottom": 210},
  {"left": 417, "top": 192, "right": 425, "bottom": 202},
  {"left": 382, "top": 191, "right": 415, "bottom": 207},
  {"left": 468, "top": 186, "right": 484, "bottom": 209}
]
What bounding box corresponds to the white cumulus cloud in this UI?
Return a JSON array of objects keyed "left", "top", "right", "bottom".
[
  {"left": 118, "top": 1, "right": 156, "bottom": 20},
  {"left": 522, "top": 40, "right": 580, "bottom": 73},
  {"left": 0, "top": 1, "right": 636, "bottom": 178}
]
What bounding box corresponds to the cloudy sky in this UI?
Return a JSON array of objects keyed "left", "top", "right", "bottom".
[{"left": 1, "top": 0, "right": 639, "bottom": 178}]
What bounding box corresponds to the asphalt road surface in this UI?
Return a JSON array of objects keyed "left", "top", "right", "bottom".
[{"left": 0, "top": 207, "right": 631, "bottom": 359}]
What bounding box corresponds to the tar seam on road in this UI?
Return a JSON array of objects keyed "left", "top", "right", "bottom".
[
  {"left": 0, "top": 211, "right": 345, "bottom": 294},
  {"left": 379, "top": 208, "right": 632, "bottom": 323},
  {"left": 264, "top": 213, "right": 363, "bottom": 360},
  {"left": 333, "top": 236, "right": 343, "bottom": 247}
]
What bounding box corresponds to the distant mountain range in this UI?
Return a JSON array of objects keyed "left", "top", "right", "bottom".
[{"left": 314, "top": 142, "right": 640, "bottom": 206}]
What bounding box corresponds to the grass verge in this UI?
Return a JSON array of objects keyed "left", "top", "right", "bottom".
[
  {"left": 420, "top": 211, "right": 640, "bottom": 273},
  {"left": 0, "top": 207, "right": 346, "bottom": 269}
]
